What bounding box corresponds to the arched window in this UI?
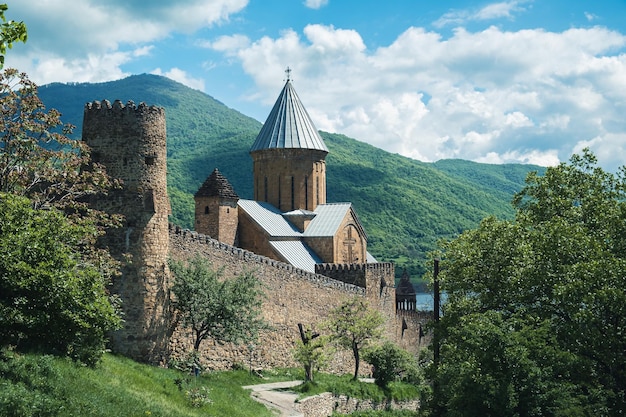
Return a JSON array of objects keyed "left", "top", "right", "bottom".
[{"left": 204, "top": 206, "right": 209, "bottom": 214}]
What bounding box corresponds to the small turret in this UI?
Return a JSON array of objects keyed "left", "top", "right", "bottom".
[
  {"left": 396, "top": 269, "right": 417, "bottom": 312},
  {"left": 194, "top": 168, "right": 239, "bottom": 245}
]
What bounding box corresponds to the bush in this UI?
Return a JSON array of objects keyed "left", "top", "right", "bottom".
[
  {"left": 0, "top": 194, "right": 121, "bottom": 365},
  {"left": 363, "top": 342, "right": 419, "bottom": 388}
]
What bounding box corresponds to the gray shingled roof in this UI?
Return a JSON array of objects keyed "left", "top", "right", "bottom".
[
  {"left": 250, "top": 80, "right": 328, "bottom": 152},
  {"left": 195, "top": 168, "right": 239, "bottom": 199}
]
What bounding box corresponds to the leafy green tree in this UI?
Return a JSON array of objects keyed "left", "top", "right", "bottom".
[
  {"left": 363, "top": 341, "right": 419, "bottom": 388},
  {"left": 325, "top": 297, "right": 384, "bottom": 380},
  {"left": 0, "top": 4, "right": 27, "bottom": 68},
  {"left": 0, "top": 193, "right": 122, "bottom": 365},
  {"left": 293, "top": 323, "right": 329, "bottom": 382},
  {"left": 431, "top": 150, "right": 626, "bottom": 416},
  {"left": 169, "top": 256, "right": 267, "bottom": 352}
]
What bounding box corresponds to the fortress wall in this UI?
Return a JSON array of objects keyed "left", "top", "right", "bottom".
[
  {"left": 168, "top": 225, "right": 366, "bottom": 373},
  {"left": 395, "top": 310, "right": 433, "bottom": 353}
]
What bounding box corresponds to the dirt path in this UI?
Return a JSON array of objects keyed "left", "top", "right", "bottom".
[{"left": 243, "top": 380, "right": 304, "bottom": 417}]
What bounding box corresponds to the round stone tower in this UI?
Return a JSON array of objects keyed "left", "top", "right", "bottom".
[
  {"left": 82, "top": 99, "right": 171, "bottom": 363},
  {"left": 250, "top": 78, "right": 328, "bottom": 212}
]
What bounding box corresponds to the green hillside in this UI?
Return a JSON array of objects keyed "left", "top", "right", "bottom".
[{"left": 38, "top": 74, "right": 543, "bottom": 279}]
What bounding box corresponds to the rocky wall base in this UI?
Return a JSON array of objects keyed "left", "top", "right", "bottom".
[{"left": 295, "top": 392, "right": 420, "bottom": 417}]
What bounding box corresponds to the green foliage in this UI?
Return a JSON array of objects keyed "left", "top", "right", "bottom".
[
  {"left": 0, "top": 350, "right": 277, "bottom": 417},
  {"left": 0, "top": 5, "right": 27, "bottom": 67},
  {"left": 325, "top": 298, "right": 385, "bottom": 380},
  {"left": 432, "top": 150, "right": 626, "bottom": 416},
  {"left": 0, "top": 68, "right": 122, "bottom": 366},
  {"left": 169, "top": 256, "right": 267, "bottom": 351},
  {"left": 293, "top": 325, "right": 331, "bottom": 382},
  {"left": 36, "top": 75, "right": 542, "bottom": 282},
  {"left": 291, "top": 373, "right": 421, "bottom": 403},
  {"left": 363, "top": 342, "right": 421, "bottom": 388},
  {"left": 0, "top": 194, "right": 121, "bottom": 365}
]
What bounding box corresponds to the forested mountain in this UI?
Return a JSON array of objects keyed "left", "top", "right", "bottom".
[{"left": 38, "top": 74, "right": 543, "bottom": 280}]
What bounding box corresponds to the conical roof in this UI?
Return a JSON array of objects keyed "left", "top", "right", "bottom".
[
  {"left": 396, "top": 269, "right": 416, "bottom": 296},
  {"left": 195, "top": 168, "right": 239, "bottom": 199},
  {"left": 250, "top": 80, "right": 328, "bottom": 152}
]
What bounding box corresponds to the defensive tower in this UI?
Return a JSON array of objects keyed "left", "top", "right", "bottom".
[
  {"left": 250, "top": 74, "right": 328, "bottom": 212},
  {"left": 82, "top": 99, "right": 171, "bottom": 363},
  {"left": 195, "top": 168, "right": 239, "bottom": 245}
]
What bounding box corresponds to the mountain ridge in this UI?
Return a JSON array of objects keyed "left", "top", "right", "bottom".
[{"left": 37, "top": 73, "right": 544, "bottom": 279}]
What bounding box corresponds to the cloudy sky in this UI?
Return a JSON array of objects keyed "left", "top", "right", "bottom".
[{"left": 6, "top": 1, "right": 626, "bottom": 170}]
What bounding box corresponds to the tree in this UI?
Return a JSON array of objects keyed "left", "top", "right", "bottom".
[
  {"left": 363, "top": 341, "right": 419, "bottom": 388},
  {"left": 325, "top": 297, "right": 384, "bottom": 380},
  {"left": 169, "top": 256, "right": 267, "bottom": 352},
  {"left": 293, "top": 323, "right": 329, "bottom": 383},
  {"left": 0, "top": 193, "right": 122, "bottom": 365},
  {"left": 0, "top": 4, "right": 27, "bottom": 68},
  {"left": 431, "top": 150, "right": 626, "bottom": 416}
]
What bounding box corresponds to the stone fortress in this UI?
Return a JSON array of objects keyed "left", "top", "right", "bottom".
[{"left": 82, "top": 74, "right": 429, "bottom": 372}]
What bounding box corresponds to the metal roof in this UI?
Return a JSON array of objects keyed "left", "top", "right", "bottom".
[
  {"left": 250, "top": 80, "right": 328, "bottom": 153},
  {"left": 237, "top": 200, "right": 301, "bottom": 237},
  {"left": 238, "top": 200, "right": 373, "bottom": 269},
  {"left": 303, "top": 203, "right": 353, "bottom": 237},
  {"left": 270, "top": 240, "right": 322, "bottom": 273}
]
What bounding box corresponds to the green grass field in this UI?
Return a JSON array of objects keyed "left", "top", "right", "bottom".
[
  {"left": 0, "top": 349, "right": 424, "bottom": 416},
  {"left": 0, "top": 350, "right": 288, "bottom": 417}
]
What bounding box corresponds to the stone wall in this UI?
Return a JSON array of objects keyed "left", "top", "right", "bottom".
[
  {"left": 167, "top": 226, "right": 427, "bottom": 372},
  {"left": 168, "top": 225, "right": 368, "bottom": 373},
  {"left": 295, "top": 393, "right": 420, "bottom": 417}
]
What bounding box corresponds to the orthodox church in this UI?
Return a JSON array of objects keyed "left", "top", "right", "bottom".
[{"left": 194, "top": 73, "right": 376, "bottom": 273}]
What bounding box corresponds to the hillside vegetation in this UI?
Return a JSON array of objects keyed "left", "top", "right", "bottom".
[
  {"left": 38, "top": 74, "right": 543, "bottom": 279},
  {"left": 0, "top": 350, "right": 280, "bottom": 417}
]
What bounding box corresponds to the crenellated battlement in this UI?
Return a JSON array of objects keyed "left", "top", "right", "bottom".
[
  {"left": 315, "top": 262, "right": 394, "bottom": 275},
  {"left": 84, "top": 99, "right": 164, "bottom": 115},
  {"left": 314, "top": 261, "right": 395, "bottom": 295}
]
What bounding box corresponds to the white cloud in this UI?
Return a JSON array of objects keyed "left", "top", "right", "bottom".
[
  {"left": 206, "top": 34, "right": 251, "bottom": 52},
  {"left": 220, "top": 23, "right": 626, "bottom": 170},
  {"left": 6, "top": 0, "right": 248, "bottom": 85},
  {"left": 304, "top": 0, "right": 329, "bottom": 9},
  {"left": 151, "top": 68, "right": 205, "bottom": 91},
  {"left": 434, "top": 0, "right": 530, "bottom": 28}
]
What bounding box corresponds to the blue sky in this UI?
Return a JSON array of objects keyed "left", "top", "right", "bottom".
[{"left": 6, "top": 1, "right": 626, "bottom": 170}]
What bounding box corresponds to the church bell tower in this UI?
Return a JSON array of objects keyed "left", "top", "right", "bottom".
[{"left": 250, "top": 69, "right": 329, "bottom": 212}]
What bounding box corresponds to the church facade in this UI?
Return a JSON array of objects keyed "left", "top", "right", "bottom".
[{"left": 194, "top": 78, "right": 372, "bottom": 272}]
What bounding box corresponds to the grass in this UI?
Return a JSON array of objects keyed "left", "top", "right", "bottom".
[
  {"left": 0, "top": 349, "right": 289, "bottom": 417},
  {"left": 0, "top": 349, "right": 425, "bottom": 417}
]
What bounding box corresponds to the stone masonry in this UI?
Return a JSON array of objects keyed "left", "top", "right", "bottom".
[{"left": 83, "top": 100, "right": 428, "bottom": 370}]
